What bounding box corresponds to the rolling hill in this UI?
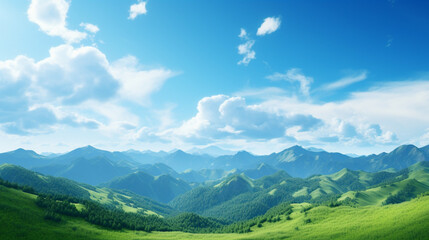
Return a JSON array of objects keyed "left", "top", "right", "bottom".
[
  {"left": 169, "top": 161, "right": 429, "bottom": 221},
  {"left": 102, "top": 171, "right": 191, "bottom": 203},
  {"left": 1, "top": 182, "right": 428, "bottom": 240},
  {"left": 0, "top": 164, "right": 175, "bottom": 217}
]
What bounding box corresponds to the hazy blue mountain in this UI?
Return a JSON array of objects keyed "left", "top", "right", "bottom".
[
  {"left": 160, "top": 150, "right": 212, "bottom": 172},
  {"left": 211, "top": 150, "right": 263, "bottom": 170},
  {"left": 243, "top": 163, "right": 278, "bottom": 179},
  {"left": 138, "top": 163, "right": 178, "bottom": 177},
  {"left": 178, "top": 168, "right": 238, "bottom": 183},
  {"left": 306, "top": 147, "right": 325, "bottom": 152},
  {"left": 2, "top": 144, "right": 429, "bottom": 182},
  {"left": 103, "top": 171, "right": 191, "bottom": 203},
  {"left": 271, "top": 145, "right": 355, "bottom": 177},
  {"left": 188, "top": 146, "right": 236, "bottom": 157},
  {"left": 0, "top": 148, "right": 49, "bottom": 169},
  {"left": 122, "top": 149, "right": 169, "bottom": 164},
  {"left": 53, "top": 145, "right": 137, "bottom": 167},
  {"left": 58, "top": 156, "right": 133, "bottom": 185},
  {"left": 360, "top": 144, "right": 429, "bottom": 171}
]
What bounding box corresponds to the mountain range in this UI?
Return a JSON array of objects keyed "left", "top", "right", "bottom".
[{"left": 1, "top": 144, "right": 429, "bottom": 188}]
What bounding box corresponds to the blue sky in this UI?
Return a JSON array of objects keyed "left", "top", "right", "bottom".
[{"left": 0, "top": 0, "right": 429, "bottom": 155}]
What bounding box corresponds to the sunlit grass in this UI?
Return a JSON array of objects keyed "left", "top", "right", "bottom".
[{"left": 1, "top": 185, "right": 428, "bottom": 240}]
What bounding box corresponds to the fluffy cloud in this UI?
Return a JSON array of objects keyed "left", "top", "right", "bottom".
[
  {"left": 267, "top": 68, "right": 313, "bottom": 96},
  {"left": 256, "top": 80, "right": 429, "bottom": 150},
  {"left": 237, "top": 40, "right": 256, "bottom": 65},
  {"left": 257, "top": 17, "right": 281, "bottom": 36},
  {"left": 34, "top": 45, "right": 118, "bottom": 104},
  {"left": 172, "top": 95, "right": 322, "bottom": 142},
  {"left": 111, "top": 56, "right": 178, "bottom": 105},
  {"left": 128, "top": 1, "right": 147, "bottom": 20},
  {"left": 27, "top": 0, "right": 87, "bottom": 43},
  {"left": 160, "top": 79, "right": 429, "bottom": 153},
  {"left": 80, "top": 22, "right": 99, "bottom": 33},
  {"left": 0, "top": 44, "right": 176, "bottom": 135}
]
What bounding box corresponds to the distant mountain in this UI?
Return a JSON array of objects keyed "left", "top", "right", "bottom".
[
  {"left": 53, "top": 145, "right": 138, "bottom": 167},
  {"left": 306, "top": 147, "right": 325, "bottom": 152},
  {"left": 211, "top": 150, "right": 263, "bottom": 170},
  {"left": 102, "top": 171, "right": 191, "bottom": 203},
  {"left": 59, "top": 157, "right": 133, "bottom": 185},
  {"left": 270, "top": 145, "right": 355, "bottom": 177},
  {"left": 122, "top": 149, "right": 169, "bottom": 164},
  {"left": 360, "top": 144, "right": 429, "bottom": 171},
  {"left": 243, "top": 163, "right": 278, "bottom": 179},
  {"left": 178, "top": 168, "right": 238, "bottom": 183},
  {"left": 1, "top": 143, "right": 429, "bottom": 181},
  {"left": 138, "top": 163, "right": 178, "bottom": 177},
  {"left": 0, "top": 148, "right": 49, "bottom": 169},
  {"left": 160, "top": 150, "right": 213, "bottom": 172},
  {"left": 188, "top": 146, "right": 236, "bottom": 157}
]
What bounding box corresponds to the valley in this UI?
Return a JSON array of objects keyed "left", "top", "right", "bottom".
[{"left": 0, "top": 144, "right": 429, "bottom": 239}]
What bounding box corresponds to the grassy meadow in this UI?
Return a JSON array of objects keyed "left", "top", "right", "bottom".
[{"left": 1, "top": 184, "right": 428, "bottom": 240}]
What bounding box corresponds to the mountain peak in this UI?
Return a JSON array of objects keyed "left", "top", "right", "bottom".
[
  {"left": 82, "top": 145, "right": 97, "bottom": 150},
  {"left": 289, "top": 145, "right": 306, "bottom": 151},
  {"left": 391, "top": 144, "right": 419, "bottom": 155},
  {"left": 234, "top": 150, "right": 252, "bottom": 157},
  {"left": 172, "top": 149, "right": 187, "bottom": 156},
  {"left": 9, "top": 148, "right": 39, "bottom": 157}
]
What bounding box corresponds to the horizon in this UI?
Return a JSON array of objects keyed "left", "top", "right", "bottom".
[
  {"left": 1, "top": 0, "right": 429, "bottom": 156},
  {"left": 4, "top": 142, "right": 428, "bottom": 158}
]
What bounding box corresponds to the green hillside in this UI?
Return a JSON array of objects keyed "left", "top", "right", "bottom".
[
  {"left": 102, "top": 171, "right": 191, "bottom": 203},
  {"left": 169, "top": 165, "right": 414, "bottom": 221},
  {"left": 338, "top": 162, "right": 429, "bottom": 206},
  {"left": 0, "top": 164, "right": 175, "bottom": 217},
  {"left": 1, "top": 183, "right": 428, "bottom": 240}
]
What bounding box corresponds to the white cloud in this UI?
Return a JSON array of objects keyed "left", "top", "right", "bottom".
[
  {"left": 267, "top": 68, "right": 313, "bottom": 96},
  {"left": 237, "top": 39, "right": 255, "bottom": 65},
  {"left": 322, "top": 71, "right": 367, "bottom": 91},
  {"left": 111, "top": 56, "right": 179, "bottom": 105},
  {"left": 80, "top": 22, "right": 99, "bottom": 33},
  {"left": 257, "top": 17, "right": 281, "bottom": 36},
  {"left": 0, "top": 44, "right": 176, "bottom": 135},
  {"left": 170, "top": 95, "right": 322, "bottom": 142},
  {"left": 27, "top": 0, "right": 87, "bottom": 43},
  {"left": 128, "top": 1, "right": 147, "bottom": 20},
  {"left": 257, "top": 80, "right": 429, "bottom": 151},
  {"left": 239, "top": 28, "right": 248, "bottom": 39}
]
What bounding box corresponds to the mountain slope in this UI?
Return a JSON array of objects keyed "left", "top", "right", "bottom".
[
  {"left": 169, "top": 174, "right": 255, "bottom": 214},
  {"left": 0, "top": 164, "right": 175, "bottom": 217},
  {"left": 52, "top": 145, "right": 137, "bottom": 167},
  {"left": 2, "top": 182, "right": 428, "bottom": 240},
  {"left": 60, "top": 157, "right": 133, "bottom": 185},
  {"left": 0, "top": 148, "right": 49, "bottom": 168},
  {"left": 103, "top": 171, "right": 191, "bottom": 203}
]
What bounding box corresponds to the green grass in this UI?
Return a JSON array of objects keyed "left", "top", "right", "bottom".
[
  {"left": 338, "top": 178, "right": 429, "bottom": 206},
  {"left": 1, "top": 184, "right": 428, "bottom": 240}
]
